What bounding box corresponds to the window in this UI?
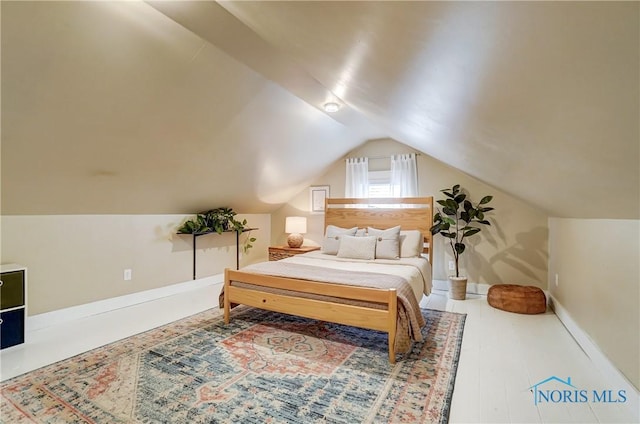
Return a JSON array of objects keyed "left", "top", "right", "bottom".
[
  {"left": 346, "top": 153, "right": 418, "bottom": 199},
  {"left": 368, "top": 170, "right": 392, "bottom": 198}
]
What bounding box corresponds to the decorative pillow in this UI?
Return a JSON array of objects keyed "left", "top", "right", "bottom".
[
  {"left": 321, "top": 225, "right": 358, "bottom": 255},
  {"left": 337, "top": 235, "right": 377, "bottom": 260},
  {"left": 399, "top": 230, "right": 424, "bottom": 258},
  {"left": 367, "top": 226, "right": 401, "bottom": 259}
]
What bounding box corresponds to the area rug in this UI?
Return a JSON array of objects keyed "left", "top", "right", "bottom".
[{"left": 1, "top": 306, "right": 466, "bottom": 424}]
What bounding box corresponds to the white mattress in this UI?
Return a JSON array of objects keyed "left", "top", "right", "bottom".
[{"left": 281, "top": 250, "right": 432, "bottom": 300}]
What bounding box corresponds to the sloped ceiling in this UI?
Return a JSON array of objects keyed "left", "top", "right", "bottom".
[
  {"left": 2, "top": 1, "right": 638, "bottom": 218},
  {"left": 1, "top": 1, "right": 379, "bottom": 214}
]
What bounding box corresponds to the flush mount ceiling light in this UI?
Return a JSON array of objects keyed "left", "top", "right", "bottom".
[{"left": 323, "top": 102, "right": 341, "bottom": 113}]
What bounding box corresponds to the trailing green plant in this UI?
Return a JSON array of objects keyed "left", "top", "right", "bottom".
[
  {"left": 240, "top": 232, "right": 257, "bottom": 254},
  {"left": 177, "top": 207, "right": 256, "bottom": 253},
  {"left": 430, "top": 184, "right": 494, "bottom": 278}
]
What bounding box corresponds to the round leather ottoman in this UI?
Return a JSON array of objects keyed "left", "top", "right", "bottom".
[{"left": 487, "top": 284, "right": 546, "bottom": 314}]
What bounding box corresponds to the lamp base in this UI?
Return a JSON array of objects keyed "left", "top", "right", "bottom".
[{"left": 287, "top": 233, "right": 304, "bottom": 248}]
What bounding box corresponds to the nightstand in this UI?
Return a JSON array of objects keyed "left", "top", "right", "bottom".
[{"left": 269, "top": 245, "right": 320, "bottom": 261}]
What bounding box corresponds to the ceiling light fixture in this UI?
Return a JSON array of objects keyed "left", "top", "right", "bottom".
[{"left": 323, "top": 102, "right": 341, "bottom": 113}]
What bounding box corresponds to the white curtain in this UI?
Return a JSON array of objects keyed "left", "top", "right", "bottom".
[
  {"left": 390, "top": 153, "right": 418, "bottom": 197},
  {"left": 345, "top": 157, "right": 369, "bottom": 198}
]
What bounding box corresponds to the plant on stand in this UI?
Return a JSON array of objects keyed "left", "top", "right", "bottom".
[
  {"left": 177, "top": 207, "right": 256, "bottom": 253},
  {"left": 430, "top": 184, "right": 494, "bottom": 300}
]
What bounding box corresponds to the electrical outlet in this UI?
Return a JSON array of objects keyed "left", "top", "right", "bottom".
[
  {"left": 124, "top": 269, "right": 132, "bottom": 281},
  {"left": 555, "top": 273, "right": 559, "bottom": 287},
  {"left": 448, "top": 261, "right": 455, "bottom": 271}
]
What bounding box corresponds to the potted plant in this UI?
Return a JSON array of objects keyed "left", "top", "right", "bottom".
[
  {"left": 430, "top": 184, "right": 494, "bottom": 300},
  {"left": 200, "top": 207, "right": 239, "bottom": 234},
  {"left": 178, "top": 207, "right": 256, "bottom": 253}
]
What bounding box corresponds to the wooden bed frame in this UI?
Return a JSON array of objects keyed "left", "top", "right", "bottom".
[{"left": 224, "top": 197, "right": 434, "bottom": 363}]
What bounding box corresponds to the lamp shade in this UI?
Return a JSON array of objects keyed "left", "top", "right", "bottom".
[{"left": 285, "top": 216, "right": 307, "bottom": 234}]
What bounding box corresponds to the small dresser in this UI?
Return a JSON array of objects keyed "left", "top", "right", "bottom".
[
  {"left": 1, "top": 264, "right": 27, "bottom": 349},
  {"left": 268, "top": 246, "right": 320, "bottom": 261}
]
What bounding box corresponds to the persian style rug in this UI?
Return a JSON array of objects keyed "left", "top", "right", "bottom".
[{"left": 1, "top": 306, "right": 466, "bottom": 424}]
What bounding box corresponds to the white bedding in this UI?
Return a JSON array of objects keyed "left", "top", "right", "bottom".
[{"left": 281, "top": 250, "right": 432, "bottom": 301}]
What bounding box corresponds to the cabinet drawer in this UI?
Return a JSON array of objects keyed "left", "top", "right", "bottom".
[
  {"left": 0, "top": 308, "right": 25, "bottom": 349},
  {"left": 0, "top": 270, "right": 25, "bottom": 310}
]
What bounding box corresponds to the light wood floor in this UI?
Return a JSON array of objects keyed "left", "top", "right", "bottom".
[{"left": 1, "top": 284, "right": 637, "bottom": 423}]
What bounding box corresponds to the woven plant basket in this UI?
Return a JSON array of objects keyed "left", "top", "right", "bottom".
[{"left": 448, "top": 277, "right": 468, "bottom": 300}]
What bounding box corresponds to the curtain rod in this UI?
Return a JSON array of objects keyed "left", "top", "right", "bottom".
[{"left": 345, "top": 153, "right": 420, "bottom": 161}]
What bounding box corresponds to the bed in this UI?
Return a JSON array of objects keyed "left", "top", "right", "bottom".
[{"left": 223, "top": 197, "right": 434, "bottom": 363}]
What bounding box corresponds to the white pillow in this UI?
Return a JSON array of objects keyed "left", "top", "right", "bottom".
[
  {"left": 337, "top": 235, "right": 377, "bottom": 260},
  {"left": 399, "top": 230, "right": 424, "bottom": 258},
  {"left": 367, "top": 226, "right": 401, "bottom": 259},
  {"left": 322, "top": 225, "right": 358, "bottom": 255}
]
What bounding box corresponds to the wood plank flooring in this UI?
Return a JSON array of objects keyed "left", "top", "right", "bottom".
[
  {"left": 1, "top": 284, "right": 636, "bottom": 423},
  {"left": 423, "top": 292, "right": 637, "bottom": 423}
]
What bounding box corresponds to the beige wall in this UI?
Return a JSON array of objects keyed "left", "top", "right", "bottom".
[
  {"left": 549, "top": 218, "right": 640, "bottom": 390},
  {"left": 272, "top": 138, "right": 549, "bottom": 287},
  {"left": 1, "top": 214, "right": 270, "bottom": 315}
]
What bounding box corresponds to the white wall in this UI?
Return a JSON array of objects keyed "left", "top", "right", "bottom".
[
  {"left": 549, "top": 218, "right": 640, "bottom": 391},
  {"left": 1, "top": 214, "right": 270, "bottom": 315}
]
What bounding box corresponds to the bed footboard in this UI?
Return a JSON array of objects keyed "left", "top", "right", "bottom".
[{"left": 224, "top": 268, "right": 398, "bottom": 363}]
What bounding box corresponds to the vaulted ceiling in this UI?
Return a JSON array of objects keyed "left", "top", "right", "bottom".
[{"left": 2, "top": 1, "right": 638, "bottom": 218}]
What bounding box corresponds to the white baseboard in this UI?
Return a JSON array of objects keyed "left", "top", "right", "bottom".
[
  {"left": 432, "top": 279, "right": 491, "bottom": 295},
  {"left": 549, "top": 294, "right": 640, "bottom": 422},
  {"left": 27, "top": 274, "right": 224, "bottom": 332}
]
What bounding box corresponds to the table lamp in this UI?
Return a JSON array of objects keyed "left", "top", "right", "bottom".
[{"left": 285, "top": 216, "right": 307, "bottom": 248}]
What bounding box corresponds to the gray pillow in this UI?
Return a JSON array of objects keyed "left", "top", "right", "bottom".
[
  {"left": 337, "top": 235, "right": 377, "bottom": 260},
  {"left": 321, "top": 225, "right": 358, "bottom": 255},
  {"left": 367, "top": 226, "right": 401, "bottom": 259},
  {"left": 399, "top": 230, "right": 424, "bottom": 258}
]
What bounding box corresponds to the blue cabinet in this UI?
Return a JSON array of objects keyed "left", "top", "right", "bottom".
[{"left": 0, "top": 308, "right": 24, "bottom": 349}]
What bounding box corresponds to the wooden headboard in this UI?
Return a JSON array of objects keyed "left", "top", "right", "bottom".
[{"left": 324, "top": 197, "right": 434, "bottom": 264}]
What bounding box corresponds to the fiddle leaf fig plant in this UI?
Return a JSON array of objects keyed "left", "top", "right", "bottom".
[{"left": 430, "top": 184, "right": 494, "bottom": 277}]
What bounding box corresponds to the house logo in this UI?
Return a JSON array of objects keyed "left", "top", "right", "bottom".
[{"left": 528, "top": 376, "right": 627, "bottom": 405}]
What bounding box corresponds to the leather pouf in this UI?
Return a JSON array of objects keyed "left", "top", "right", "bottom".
[{"left": 487, "top": 284, "right": 546, "bottom": 314}]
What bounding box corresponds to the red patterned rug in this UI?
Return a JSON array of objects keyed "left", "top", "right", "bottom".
[{"left": 1, "top": 306, "right": 466, "bottom": 423}]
